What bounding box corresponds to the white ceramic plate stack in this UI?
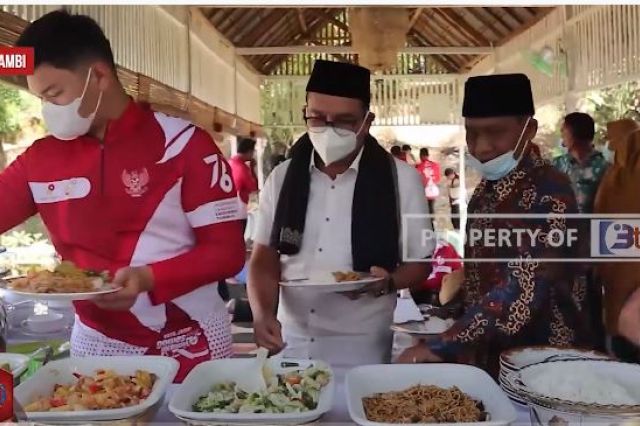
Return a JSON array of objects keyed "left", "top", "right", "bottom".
[
  {"left": 506, "top": 359, "right": 640, "bottom": 423},
  {"left": 346, "top": 363, "right": 517, "bottom": 426},
  {"left": 169, "top": 358, "right": 335, "bottom": 425},
  {"left": 498, "top": 346, "right": 612, "bottom": 407}
]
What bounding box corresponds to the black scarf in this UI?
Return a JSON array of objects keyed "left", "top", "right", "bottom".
[{"left": 269, "top": 133, "right": 400, "bottom": 272}]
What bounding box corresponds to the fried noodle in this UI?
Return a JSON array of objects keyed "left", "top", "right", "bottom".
[{"left": 363, "top": 385, "right": 486, "bottom": 423}]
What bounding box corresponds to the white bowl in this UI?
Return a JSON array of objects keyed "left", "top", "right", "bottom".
[
  {"left": 169, "top": 358, "right": 335, "bottom": 424},
  {"left": 23, "top": 312, "right": 66, "bottom": 333},
  {"left": 346, "top": 364, "right": 517, "bottom": 426},
  {"left": 16, "top": 355, "right": 178, "bottom": 423},
  {"left": 0, "top": 353, "right": 29, "bottom": 377}
]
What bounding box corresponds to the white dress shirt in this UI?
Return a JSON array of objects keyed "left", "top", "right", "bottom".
[{"left": 254, "top": 147, "right": 434, "bottom": 369}]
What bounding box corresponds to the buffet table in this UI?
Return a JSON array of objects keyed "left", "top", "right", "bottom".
[{"left": 8, "top": 296, "right": 533, "bottom": 425}]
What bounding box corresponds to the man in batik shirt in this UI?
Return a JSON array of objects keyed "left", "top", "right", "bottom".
[
  {"left": 553, "top": 112, "right": 608, "bottom": 214},
  {"left": 398, "top": 74, "right": 595, "bottom": 376}
]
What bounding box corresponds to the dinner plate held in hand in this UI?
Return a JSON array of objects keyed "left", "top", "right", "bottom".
[
  {"left": 279, "top": 274, "right": 382, "bottom": 293},
  {"left": 390, "top": 317, "right": 454, "bottom": 336},
  {"left": 3, "top": 277, "right": 119, "bottom": 302}
]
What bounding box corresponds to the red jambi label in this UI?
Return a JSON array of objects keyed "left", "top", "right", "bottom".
[
  {"left": 0, "top": 47, "right": 34, "bottom": 76},
  {"left": 0, "top": 369, "right": 13, "bottom": 421}
]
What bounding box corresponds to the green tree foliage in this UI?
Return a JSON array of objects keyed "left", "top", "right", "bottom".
[{"left": 582, "top": 81, "right": 640, "bottom": 145}]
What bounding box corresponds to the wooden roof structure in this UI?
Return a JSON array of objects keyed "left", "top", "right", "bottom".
[{"left": 201, "top": 7, "right": 554, "bottom": 75}]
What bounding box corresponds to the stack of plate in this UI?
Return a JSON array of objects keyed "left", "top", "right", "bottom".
[
  {"left": 506, "top": 359, "right": 640, "bottom": 424},
  {"left": 498, "top": 346, "right": 611, "bottom": 407}
]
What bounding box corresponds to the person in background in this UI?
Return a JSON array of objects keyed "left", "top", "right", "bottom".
[
  {"left": 444, "top": 168, "right": 461, "bottom": 230},
  {"left": 595, "top": 119, "right": 640, "bottom": 361},
  {"left": 397, "top": 74, "right": 594, "bottom": 376},
  {"left": 7, "top": 10, "right": 245, "bottom": 381},
  {"left": 552, "top": 112, "right": 608, "bottom": 214},
  {"left": 402, "top": 144, "right": 417, "bottom": 165},
  {"left": 553, "top": 112, "right": 608, "bottom": 350},
  {"left": 390, "top": 145, "right": 404, "bottom": 161},
  {"left": 229, "top": 137, "right": 259, "bottom": 228},
  {"left": 416, "top": 148, "right": 441, "bottom": 214},
  {"left": 410, "top": 238, "right": 462, "bottom": 305},
  {"left": 248, "top": 60, "right": 433, "bottom": 375}
]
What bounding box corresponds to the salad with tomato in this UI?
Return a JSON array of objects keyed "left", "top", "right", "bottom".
[{"left": 193, "top": 366, "right": 330, "bottom": 414}]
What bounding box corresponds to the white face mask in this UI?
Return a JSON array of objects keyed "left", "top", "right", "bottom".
[
  {"left": 466, "top": 116, "right": 532, "bottom": 181},
  {"left": 308, "top": 112, "right": 369, "bottom": 165},
  {"left": 41, "top": 67, "right": 103, "bottom": 141}
]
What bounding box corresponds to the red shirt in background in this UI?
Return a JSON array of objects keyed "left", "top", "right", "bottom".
[
  {"left": 416, "top": 159, "right": 441, "bottom": 188},
  {"left": 422, "top": 242, "right": 462, "bottom": 291},
  {"left": 229, "top": 155, "right": 258, "bottom": 204}
]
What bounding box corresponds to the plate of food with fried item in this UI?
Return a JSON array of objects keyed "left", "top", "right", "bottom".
[
  {"left": 2, "top": 261, "right": 118, "bottom": 302},
  {"left": 279, "top": 270, "right": 383, "bottom": 293}
]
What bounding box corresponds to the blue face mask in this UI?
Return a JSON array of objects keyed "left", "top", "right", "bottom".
[
  {"left": 466, "top": 117, "right": 531, "bottom": 181},
  {"left": 601, "top": 141, "right": 615, "bottom": 163}
]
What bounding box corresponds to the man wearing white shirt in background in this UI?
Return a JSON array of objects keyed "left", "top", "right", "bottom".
[{"left": 248, "top": 60, "right": 434, "bottom": 373}]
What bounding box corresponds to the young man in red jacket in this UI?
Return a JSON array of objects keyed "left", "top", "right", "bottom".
[{"left": 5, "top": 10, "right": 245, "bottom": 381}]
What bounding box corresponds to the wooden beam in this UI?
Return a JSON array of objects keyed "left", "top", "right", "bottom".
[
  {"left": 496, "top": 6, "right": 554, "bottom": 47},
  {"left": 238, "top": 9, "right": 285, "bottom": 46},
  {"left": 231, "top": 10, "right": 265, "bottom": 45},
  {"left": 297, "top": 9, "right": 308, "bottom": 33},
  {"left": 216, "top": 8, "right": 245, "bottom": 34},
  {"left": 258, "top": 12, "right": 327, "bottom": 73},
  {"left": 408, "top": 7, "right": 424, "bottom": 32},
  {"left": 417, "top": 13, "right": 473, "bottom": 71},
  {"left": 466, "top": 7, "right": 505, "bottom": 39},
  {"left": 437, "top": 8, "right": 490, "bottom": 46},
  {"left": 483, "top": 7, "right": 513, "bottom": 32},
  {"left": 312, "top": 9, "right": 349, "bottom": 34},
  {"left": 408, "top": 27, "right": 461, "bottom": 72},
  {"left": 503, "top": 7, "right": 525, "bottom": 26},
  {"left": 236, "top": 45, "right": 493, "bottom": 55}
]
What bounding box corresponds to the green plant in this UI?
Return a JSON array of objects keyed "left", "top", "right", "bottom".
[{"left": 581, "top": 82, "right": 640, "bottom": 145}]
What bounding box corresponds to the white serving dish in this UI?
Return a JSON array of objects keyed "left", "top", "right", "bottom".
[
  {"left": 0, "top": 353, "right": 30, "bottom": 377},
  {"left": 16, "top": 356, "right": 178, "bottom": 423},
  {"left": 169, "top": 358, "right": 334, "bottom": 425},
  {"left": 346, "top": 364, "right": 517, "bottom": 426}
]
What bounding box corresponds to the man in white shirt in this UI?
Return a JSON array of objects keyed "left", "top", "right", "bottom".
[{"left": 248, "top": 60, "right": 434, "bottom": 372}]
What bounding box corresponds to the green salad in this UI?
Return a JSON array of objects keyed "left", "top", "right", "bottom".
[{"left": 193, "top": 366, "right": 331, "bottom": 414}]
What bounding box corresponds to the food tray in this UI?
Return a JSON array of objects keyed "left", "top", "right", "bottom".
[
  {"left": 169, "top": 358, "right": 334, "bottom": 425},
  {"left": 16, "top": 356, "right": 179, "bottom": 423}
]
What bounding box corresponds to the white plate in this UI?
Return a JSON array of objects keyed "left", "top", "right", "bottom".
[
  {"left": 5, "top": 284, "right": 119, "bottom": 302},
  {"left": 501, "top": 346, "right": 610, "bottom": 370},
  {"left": 16, "top": 355, "right": 179, "bottom": 423},
  {"left": 514, "top": 359, "right": 640, "bottom": 409},
  {"left": 170, "top": 358, "right": 335, "bottom": 424},
  {"left": 279, "top": 276, "right": 381, "bottom": 293},
  {"left": 390, "top": 317, "right": 454, "bottom": 336},
  {"left": 0, "top": 353, "right": 30, "bottom": 377},
  {"left": 346, "top": 364, "right": 517, "bottom": 426}
]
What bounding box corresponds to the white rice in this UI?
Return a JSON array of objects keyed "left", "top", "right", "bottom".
[{"left": 522, "top": 364, "right": 639, "bottom": 406}]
